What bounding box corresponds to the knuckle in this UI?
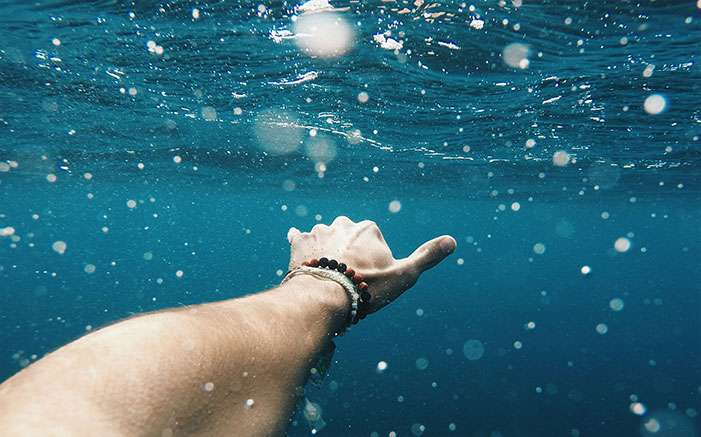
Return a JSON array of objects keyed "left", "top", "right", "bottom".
[
  {"left": 332, "top": 216, "right": 353, "bottom": 225},
  {"left": 359, "top": 220, "right": 378, "bottom": 230},
  {"left": 311, "top": 224, "right": 327, "bottom": 233},
  {"left": 365, "top": 222, "right": 382, "bottom": 236},
  {"left": 295, "top": 231, "right": 310, "bottom": 241}
]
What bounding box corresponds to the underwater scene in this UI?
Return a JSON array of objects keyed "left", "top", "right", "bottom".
[{"left": 1, "top": 0, "right": 700, "bottom": 435}]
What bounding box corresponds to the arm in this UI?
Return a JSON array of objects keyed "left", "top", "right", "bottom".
[{"left": 0, "top": 217, "right": 456, "bottom": 436}]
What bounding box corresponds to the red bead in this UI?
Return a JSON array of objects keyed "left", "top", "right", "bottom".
[
  {"left": 352, "top": 274, "right": 363, "bottom": 284},
  {"left": 358, "top": 282, "right": 368, "bottom": 292},
  {"left": 302, "top": 261, "right": 310, "bottom": 266},
  {"left": 344, "top": 268, "right": 355, "bottom": 278},
  {"left": 309, "top": 258, "right": 319, "bottom": 267}
]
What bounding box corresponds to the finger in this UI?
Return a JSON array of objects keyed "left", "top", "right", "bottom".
[
  {"left": 287, "top": 227, "right": 302, "bottom": 244},
  {"left": 405, "top": 235, "right": 456, "bottom": 273}
]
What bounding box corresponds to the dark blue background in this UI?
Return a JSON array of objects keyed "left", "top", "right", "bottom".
[{"left": 1, "top": 0, "right": 700, "bottom": 435}]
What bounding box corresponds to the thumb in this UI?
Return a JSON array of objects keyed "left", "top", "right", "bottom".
[{"left": 405, "top": 235, "right": 456, "bottom": 274}]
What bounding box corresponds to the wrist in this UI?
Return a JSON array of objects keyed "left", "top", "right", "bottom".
[{"left": 278, "top": 274, "right": 351, "bottom": 336}]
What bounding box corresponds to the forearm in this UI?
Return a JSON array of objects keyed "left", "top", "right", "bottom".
[
  {"left": 0, "top": 275, "right": 348, "bottom": 436},
  {"left": 0, "top": 217, "right": 456, "bottom": 436}
]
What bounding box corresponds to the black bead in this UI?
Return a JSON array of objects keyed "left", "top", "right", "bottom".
[
  {"left": 319, "top": 257, "right": 329, "bottom": 268},
  {"left": 360, "top": 291, "right": 371, "bottom": 302},
  {"left": 327, "top": 259, "right": 338, "bottom": 270},
  {"left": 337, "top": 263, "right": 347, "bottom": 273},
  {"left": 358, "top": 312, "right": 367, "bottom": 320}
]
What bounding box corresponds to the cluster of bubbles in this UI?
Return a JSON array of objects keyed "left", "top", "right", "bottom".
[
  {"left": 252, "top": 108, "right": 344, "bottom": 177},
  {"left": 249, "top": 3, "right": 360, "bottom": 172}
]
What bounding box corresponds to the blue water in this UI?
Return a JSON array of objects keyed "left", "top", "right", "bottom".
[{"left": 1, "top": 0, "right": 700, "bottom": 436}]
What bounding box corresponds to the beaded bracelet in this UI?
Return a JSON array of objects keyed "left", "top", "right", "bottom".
[
  {"left": 303, "top": 257, "right": 372, "bottom": 324},
  {"left": 282, "top": 257, "right": 371, "bottom": 335}
]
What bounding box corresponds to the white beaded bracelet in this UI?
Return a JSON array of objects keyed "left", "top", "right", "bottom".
[{"left": 282, "top": 265, "right": 359, "bottom": 336}]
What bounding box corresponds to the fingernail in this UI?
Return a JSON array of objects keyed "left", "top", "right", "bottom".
[{"left": 440, "top": 237, "right": 456, "bottom": 253}]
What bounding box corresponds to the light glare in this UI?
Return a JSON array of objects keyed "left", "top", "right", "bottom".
[{"left": 293, "top": 12, "right": 353, "bottom": 58}]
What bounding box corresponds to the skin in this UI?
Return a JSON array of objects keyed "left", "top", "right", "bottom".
[{"left": 0, "top": 216, "right": 456, "bottom": 436}]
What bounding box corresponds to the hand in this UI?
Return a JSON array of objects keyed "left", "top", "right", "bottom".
[{"left": 287, "top": 216, "right": 456, "bottom": 314}]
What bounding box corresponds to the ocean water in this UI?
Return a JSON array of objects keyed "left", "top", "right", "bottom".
[{"left": 1, "top": 0, "right": 700, "bottom": 436}]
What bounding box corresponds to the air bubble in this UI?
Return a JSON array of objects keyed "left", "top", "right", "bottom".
[
  {"left": 304, "top": 135, "right": 337, "bottom": 164},
  {"left": 293, "top": 12, "right": 354, "bottom": 58},
  {"left": 202, "top": 106, "right": 217, "bottom": 121},
  {"left": 644, "top": 94, "right": 666, "bottom": 114},
  {"left": 552, "top": 150, "right": 571, "bottom": 167},
  {"left": 463, "top": 339, "right": 484, "bottom": 360},
  {"left": 503, "top": 43, "right": 530, "bottom": 69},
  {"left": 609, "top": 298, "right": 624, "bottom": 312},
  {"left": 614, "top": 237, "right": 631, "bottom": 253},
  {"left": 52, "top": 241, "right": 67, "bottom": 254},
  {"left": 630, "top": 402, "right": 646, "bottom": 415},
  {"left": 253, "top": 109, "right": 302, "bottom": 155},
  {"left": 411, "top": 423, "right": 426, "bottom": 436}
]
